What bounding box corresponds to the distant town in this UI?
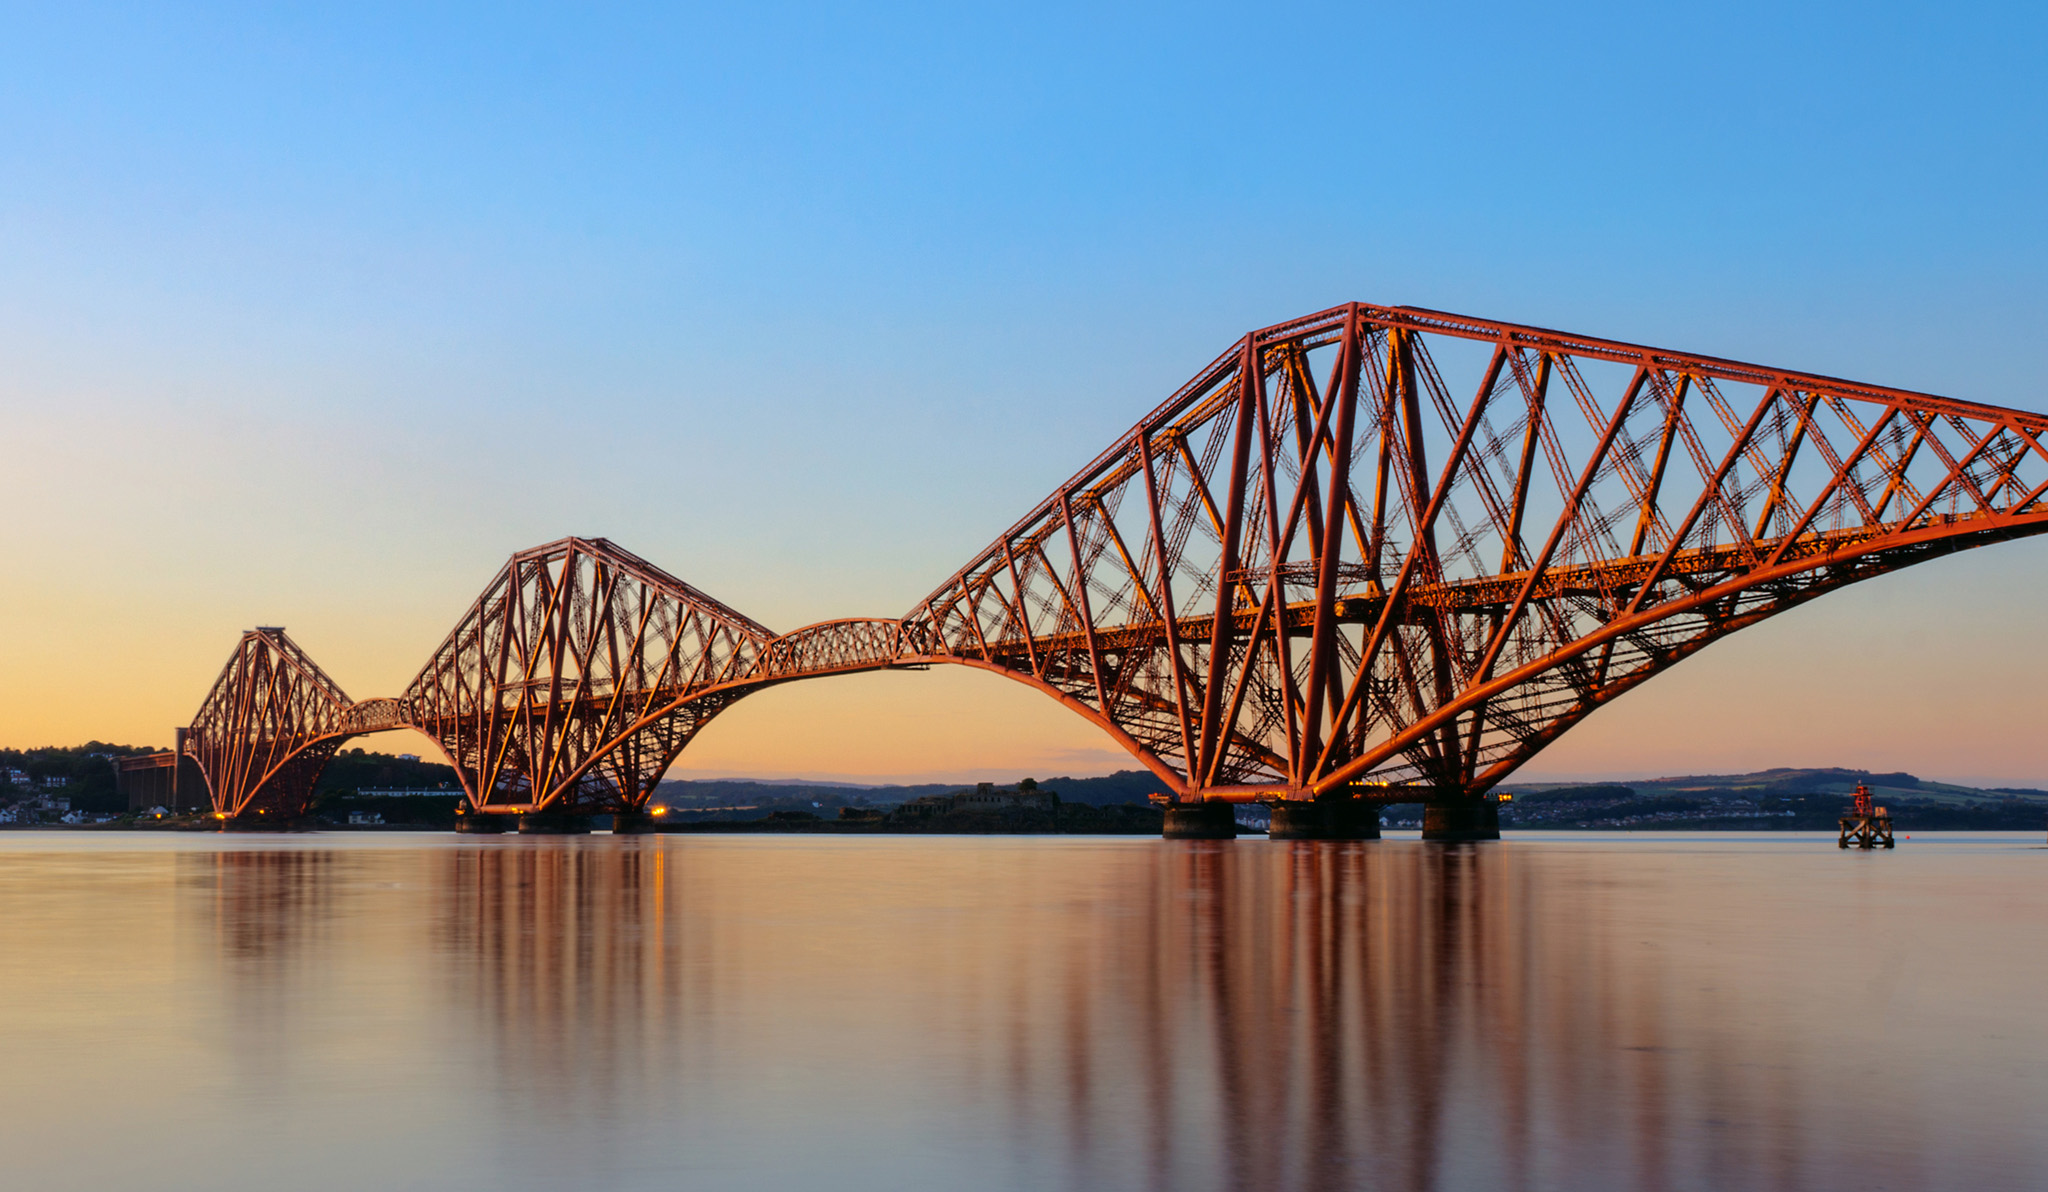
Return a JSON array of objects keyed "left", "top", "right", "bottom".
[{"left": 2, "top": 745, "right": 2045, "bottom": 833}]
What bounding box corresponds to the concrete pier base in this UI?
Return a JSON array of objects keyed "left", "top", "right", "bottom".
[
  {"left": 610, "top": 809, "right": 658, "bottom": 835},
  {"left": 454, "top": 812, "right": 513, "bottom": 834},
  {"left": 517, "top": 811, "right": 593, "bottom": 835},
  {"left": 1421, "top": 800, "right": 1501, "bottom": 841},
  {"left": 219, "top": 815, "right": 318, "bottom": 833},
  {"left": 1268, "top": 800, "right": 1382, "bottom": 840},
  {"left": 1162, "top": 801, "right": 1239, "bottom": 839}
]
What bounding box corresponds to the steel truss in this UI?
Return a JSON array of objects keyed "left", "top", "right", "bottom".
[
  {"left": 185, "top": 628, "right": 357, "bottom": 819},
  {"left": 179, "top": 303, "right": 2048, "bottom": 818},
  {"left": 399, "top": 538, "right": 902, "bottom": 813},
  {"left": 903, "top": 303, "right": 2048, "bottom": 803}
]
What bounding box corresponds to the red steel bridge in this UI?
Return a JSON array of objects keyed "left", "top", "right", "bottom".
[{"left": 152, "top": 303, "right": 2048, "bottom": 839}]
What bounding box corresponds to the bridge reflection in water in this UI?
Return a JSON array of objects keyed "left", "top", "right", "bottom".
[{"left": 126, "top": 839, "right": 2042, "bottom": 1191}]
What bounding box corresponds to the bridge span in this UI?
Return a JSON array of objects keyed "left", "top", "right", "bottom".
[{"left": 158, "top": 302, "right": 2048, "bottom": 839}]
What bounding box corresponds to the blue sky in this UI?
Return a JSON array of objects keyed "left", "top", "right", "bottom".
[{"left": 3, "top": 2, "right": 2045, "bottom": 783}]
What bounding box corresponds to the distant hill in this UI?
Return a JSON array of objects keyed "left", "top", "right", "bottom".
[
  {"left": 1036, "top": 771, "right": 1179, "bottom": 806},
  {"left": 656, "top": 766, "right": 2048, "bottom": 829},
  {"left": 655, "top": 770, "right": 1174, "bottom": 819},
  {"left": 1505, "top": 768, "right": 2048, "bottom": 830},
  {"left": 656, "top": 778, "right": 959, "bottom": 813}
]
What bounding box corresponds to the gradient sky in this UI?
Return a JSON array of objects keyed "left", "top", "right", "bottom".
[{"left": 2, "top": 2, "right": 2044, "bottom": 786}]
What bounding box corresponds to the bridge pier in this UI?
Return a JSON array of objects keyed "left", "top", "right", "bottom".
[
  {"left": 517, "top": 811, "right": 593, "bottom": 835},
  {"left": 218, "top": 814, "right": 318, "bottom": 833},
  {"left": 1421, "top": 799, "right": 1500, "bottom": 842},
  {"left": 610, "top": 809, "right": 658, "bottom": 835},
  {"left": 1162, "top": 801, "right": 1239, "bottom": 839},
  {"left": 1268, "top": 799, "right": 1381, "bottom": 840},
  {"left": 454, "top": 810, "right": 513, "bottom": 834}
]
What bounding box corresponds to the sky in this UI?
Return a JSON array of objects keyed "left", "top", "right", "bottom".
[{"left": 1, "top": 1, "right": 2044, "bottom": 787}]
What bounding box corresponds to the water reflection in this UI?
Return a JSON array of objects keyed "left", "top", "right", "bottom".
[
  {"left": 188, "top": 848, "right": 343, "bottom": 1095},
  {"left": 196, "top": 847, "right": 337, "bottom": 964},
  {"left": 123, "top": 836, "right": 2048, "bottom": 1190},
  {"left": 438, "top": 842, "right": 690, "bottom": 1131}
]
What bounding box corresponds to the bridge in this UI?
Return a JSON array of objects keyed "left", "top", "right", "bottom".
[{"left": 147, "top": 303, "right": 2048, "bottom": 839}]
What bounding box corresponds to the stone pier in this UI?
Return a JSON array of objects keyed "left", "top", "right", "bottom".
[
  {"left": 516, "top": 811, "right": 593, "bottom": 835},
  {"left": 1421, "top": 799, "right": 1501, "bottom": 841},
  {"left": 1268, "top": 799, "right": 1381, "bottom": 840},
  {"left": 1161, "top": 801, "right": 1239, "bottom": 839},
  {"left": 610, "top": 809, "right": 658, "bottom": 835}
]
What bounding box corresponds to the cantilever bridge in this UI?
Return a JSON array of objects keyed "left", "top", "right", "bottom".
[{"left": 145, "top": 303, "right": 2048, "bottom": 839}]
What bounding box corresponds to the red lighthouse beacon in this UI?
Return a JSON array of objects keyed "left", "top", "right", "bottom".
[{"left": 1838, "top": 781, "right": 1895, "bottom": 850}]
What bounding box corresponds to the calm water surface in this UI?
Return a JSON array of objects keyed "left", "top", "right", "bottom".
[{"left": 0, "top": 831, "right": 2042, "bottom": 1191}]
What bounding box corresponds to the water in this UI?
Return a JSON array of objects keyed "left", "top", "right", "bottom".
[{"left": 0, "top": 831, "right": 2042, "bottom": 1192}]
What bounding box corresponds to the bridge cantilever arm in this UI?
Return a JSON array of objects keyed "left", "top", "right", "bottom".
[{"left": 1308, "top": 503, "right": 2048, "bottom": 795}]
